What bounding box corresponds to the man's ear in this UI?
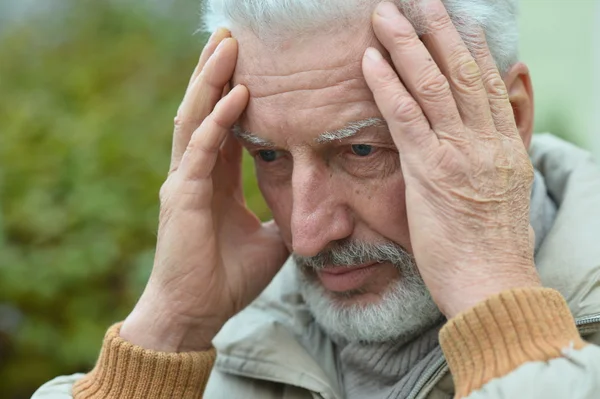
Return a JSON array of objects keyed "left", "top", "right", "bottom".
[{"left": 503, "top": 62, "right": 534, "bottom": 150}]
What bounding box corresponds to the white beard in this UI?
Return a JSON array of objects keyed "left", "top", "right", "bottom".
[{"left": 295, "top": 241, "right": 443, "bottom": 343}]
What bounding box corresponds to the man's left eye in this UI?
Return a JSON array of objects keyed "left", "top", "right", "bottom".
[{"left": 350, "top": 144, "right": 373, "bottom": 157}]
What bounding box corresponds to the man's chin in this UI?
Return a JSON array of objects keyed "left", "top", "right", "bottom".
[
  {"left": 320, "top": 284, "right": 392, "bottom": 306},
  {"left": 316, "top": 263, "right": 381, "bottom": 293},
  {"left": 309, "top": 261, "right": 402, "bottom": 304},
  {"left": 299, "top": 270, "right": 443, "bottom": 344}
]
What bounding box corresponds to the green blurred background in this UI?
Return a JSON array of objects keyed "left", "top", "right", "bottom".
[{"left": 0, "top": 1, "right": 598, "bottom": 398}]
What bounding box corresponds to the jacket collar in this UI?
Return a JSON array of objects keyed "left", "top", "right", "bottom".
[
  {"left": 530, "top": 134, "right": 600, "bottom": 320},
  {"left": 212, "top": 257, "right": 343, "bottom": 398},
  {"left": 213, "top": 134, "right": 600, "bottom": 396}
]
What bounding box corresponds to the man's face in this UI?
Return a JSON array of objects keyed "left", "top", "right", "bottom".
[{"left": 233, "top": 26, "right": 441, "bottom": 341}]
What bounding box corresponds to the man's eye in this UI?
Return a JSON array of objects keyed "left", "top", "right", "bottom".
[
  {"left": 257, "top": 150, "right": 279, "bottom": 163},
  {"left": 350, "top": 144, "right": 373, "bottom": 157}
]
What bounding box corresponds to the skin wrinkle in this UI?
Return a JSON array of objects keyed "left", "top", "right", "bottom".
[
  {"left": 239, "top": 60, "right": 363, "bottom": 79},
  {"left": 228, "top": 0, "right": 536, "bottom": 342},
  {"left": 238, "top": 117, "right": 388, "bottom": 148},
  {"left": 297, "top": 99, "right": 377, "bottom": 113},
  {"left": 247, "top": 75, "right": 367, "bottom": 100},
  {"left": 229, "top": 26, "right": 446, "bottom": 343}
]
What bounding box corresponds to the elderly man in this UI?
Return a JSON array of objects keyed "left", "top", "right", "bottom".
[{"left": 34, "top": 0, "right": 600, "bottom": 398}]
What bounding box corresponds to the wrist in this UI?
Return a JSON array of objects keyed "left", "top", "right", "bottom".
[
  {"left": 121, "top": 302, "right": 216, "bottom": 352},
  {"left": 438, "top": 268, "right": 541, "bottom": 319}
]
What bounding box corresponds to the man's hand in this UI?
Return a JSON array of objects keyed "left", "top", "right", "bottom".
[
  {"left": 362, "top": 1, "right": 541, "bottom": 318},
  {"left": 120, "top": 29, "right": 289, "bottom": 352}
]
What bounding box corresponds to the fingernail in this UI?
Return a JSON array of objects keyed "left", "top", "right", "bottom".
[
  {"left": 208, "top": 29, "right": 220, "bottom": 43},
  {"left": 376, "top": 1, "right": 400, "bottom": 19},
  {"left": 365, "top": 47, "right": 383, "bottom": 61},
  {"left": 210, "top": 27, "right": 228, "bottom": 41},
  {"left": 215, "top": 37, "right": 230, "bottom": 54}
]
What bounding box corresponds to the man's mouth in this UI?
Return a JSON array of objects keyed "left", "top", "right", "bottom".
[{"left": 316, "top": 262, "right": 380, "bottom": 292}]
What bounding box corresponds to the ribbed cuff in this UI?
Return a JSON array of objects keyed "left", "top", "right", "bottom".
[
  {"left": 72, "top": 322, "right": 216, "bottom": 398},
  {"left": 439, "top": 287, "right": 586, "bottom": 398}
]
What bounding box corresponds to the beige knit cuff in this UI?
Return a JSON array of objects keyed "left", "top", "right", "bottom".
[
  {"left": 440, "top": 287, "right": 586, "bottom": 398},
  {"left": 72, "top": 322, "right": 216, "bottom": 399}
]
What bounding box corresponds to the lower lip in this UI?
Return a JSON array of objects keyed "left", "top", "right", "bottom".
[{"left": 317, "top": 263, "right": 379, "bottom": 292}]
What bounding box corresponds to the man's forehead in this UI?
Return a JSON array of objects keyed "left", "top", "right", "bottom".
[
  {"left": 231, "top": 26, "right": 385, "bottom": 145},
  {"left": 232, "top": 24, "right": 376, "bottom": 81}
]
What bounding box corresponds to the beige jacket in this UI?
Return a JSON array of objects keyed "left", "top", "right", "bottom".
[{"left": 33, "top": 134, "right": 600, "bottom": 398}]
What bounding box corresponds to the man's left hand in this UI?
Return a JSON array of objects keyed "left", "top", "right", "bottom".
[{"left": 362, "top": 0, "right": 541, "bottom": 318}]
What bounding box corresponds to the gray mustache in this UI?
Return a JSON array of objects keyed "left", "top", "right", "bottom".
[{"left": 293, "top": 240, "right": 415, "bottom": 271}]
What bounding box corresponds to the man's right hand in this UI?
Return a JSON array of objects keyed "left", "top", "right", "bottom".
[{"left": 120, "top": 29, "right": 289, "bottom": 352}]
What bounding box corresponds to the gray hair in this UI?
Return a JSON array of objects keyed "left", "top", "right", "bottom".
[
  {"left": 202, "top": 0, "right": 519, "bottom": 74},
  {"left": 294, "top": 240, "right": 443, "bottom": 343}
]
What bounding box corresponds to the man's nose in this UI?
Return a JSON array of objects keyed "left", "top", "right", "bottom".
[{"left": 290, "top": 164, "right": 353, "bottom": 257}]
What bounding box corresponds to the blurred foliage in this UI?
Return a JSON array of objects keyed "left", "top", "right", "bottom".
[
  {"left": 0, "top": 1, "right": 596, "bottom": 398},
  {"left": 0, "top": 1, "right": 268, "bottom": 397}
]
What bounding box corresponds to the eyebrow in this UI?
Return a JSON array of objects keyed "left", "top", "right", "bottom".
[
  {"left": 233, "top": 125, "right": 276, "bottom": 147},
  {"left": 233, "top": 117, "right": 387, "bottom": 147},
  {"left": 316, "top": 117, "right": 386, "bottom": 144}
]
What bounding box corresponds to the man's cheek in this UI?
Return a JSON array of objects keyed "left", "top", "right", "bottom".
[
  {"left": 356, "top": 177, "right": 412, "bottom": 251},
  {"left": 258, "top": 181, "right": 294, "bottom": 244}
]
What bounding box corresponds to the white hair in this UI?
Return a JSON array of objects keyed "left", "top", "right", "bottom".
[
  {"left": 300, "top": 271, "right": 441, "bottom": 343},
  {"left": 294, "top": 240, "right": 443, "bottom": 343},
  {"left": 202, "top": 0, "right": 519, "bottom": 73}
]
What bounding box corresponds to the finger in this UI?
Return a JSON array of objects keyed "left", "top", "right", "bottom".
[
  {"left": 171, "top": 38, "right": 239, "bottom": 172},
  {"left": 262, "top": 220, "right": 279, "bottom": 233},
  {"left": 362, "top": 47, "right": 437, "bottom": 153},
  {"left": 469, "top": 30, "right": 518, "bottom": 138},
  {"left": 221, "top": 130, "right": 242, "bottom": 164},
  {"left": 188, "top": 28, "right": 231, "bottom": 87},
  {"left": 222, "top": 81, "right": 231, "bottom": 98},
  {"left": 220, "top": 132, "right": 244, "bottom": 202},
  {"left": 371, "top": 2, "right": 461, "bottom": 136},
  {"left": 178, "top": 85, "right": 250, "bottom": 181},
  {"left": 418, "top": 0, "right": 495, "bottom": 130}
]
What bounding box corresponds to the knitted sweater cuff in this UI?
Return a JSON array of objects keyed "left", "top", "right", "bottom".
[
  {"left": 439, "top": 287, "right": 586, "bottom": 398},
  {"left": 72, "top": 322, "right": 216, "bottom": 398}
]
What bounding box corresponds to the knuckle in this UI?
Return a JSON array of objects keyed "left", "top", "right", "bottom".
[
  {"left": 199, "top": 69, "right": 224, "bottom": 93},
  {"left": 159, "top": 179, "right": 174, "bottom": 205},
  {"left": 390, "top": 95, "right": 422, "bottom": 124},
  {"left": 495, "top": 140, "right": 534, "bottom": 184},
  {"left": 453, "top": 58, "right": 483, "bottom": 91},
  {"left": 173, "top": 114, "right": 184, "bottom": 127},
  {"left": 520, "top": 157, "right": 535, "bottom": 183},
  {"left": 469, "top": 40, "right": 490, "bottom": 61},
  {"left": 415, "top": 69, "right": 451, "bottom": 101},
  {"left": 187, "top": 136, "right": 217, "bottom": 158},
  {"left": 483, "top": 71, "right": 509, "bottom": 100},
  {"left": 427, "top": 12, "right": 455, "bottom": 33},
  {"left": 390, "top": 24, "right": 420, "bottom": 48},
  {"left": 208, "top": 109, "right": 230, "bottom": 131},
  {"left": 174, "top": 114, "right": 201, "bottom": 131},
  {"left": 374, "top": 71, "right": 402, "bottom": 94}
]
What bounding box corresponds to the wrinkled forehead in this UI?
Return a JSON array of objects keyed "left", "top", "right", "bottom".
[
  {"left": 232, "top": 24, "right": 375, "bottom": 87},
  {"left": 232, "top": 26, "right": 385, "bottom": 139}
]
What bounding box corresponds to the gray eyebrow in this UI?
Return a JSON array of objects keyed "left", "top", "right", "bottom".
[
  {"left": 233, "top": 125, "right": 276, "bottom": 147},
  {"left": 315, "top": 118, "right": 386, "bottom": 143},
  {"left": 233, "top": 117, "right": 386, "bottom": 147}
]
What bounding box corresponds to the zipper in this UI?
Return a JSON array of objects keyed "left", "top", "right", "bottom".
[
  {"left": 407, "top": 355, "right": 446, "bottom": 399},
  {"left": 406, "top": 313, "right": 600, "bottom": 399},
  {"left": 575, "top": 314, "right": 600, "bottom": 326},
  {"left": 575, "top": 314, "right": 600, "bottom": 335}
]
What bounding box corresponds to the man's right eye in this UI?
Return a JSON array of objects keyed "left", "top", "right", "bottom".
[{"left": 257, "top": 150, "right": 279, "bottom": 163}]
